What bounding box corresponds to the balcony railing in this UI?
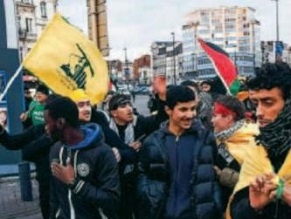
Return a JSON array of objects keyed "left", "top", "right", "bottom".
[{"left": 18, "top": 28, "right": 37, "bottom": 41}]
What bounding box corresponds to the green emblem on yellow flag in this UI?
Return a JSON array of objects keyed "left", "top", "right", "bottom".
[{"left": 23, "top": 13, "right": 108, "bottom": 104}]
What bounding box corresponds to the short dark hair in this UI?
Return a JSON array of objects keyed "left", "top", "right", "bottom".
[
  {"left": 46, "top": 94, "right": 61, "bottom": 105},
  {"left": 36, "top": 84, "right": 49, "bottom": 95},
  {"left": 45, "top": 96, "right": 79, "bottom": 127},
  {"left": 215, "top": 95, "right": 245, "bottom": 121},
  {"left": 180, "top": 80, "right": 199, "bottom": 92},
  {"left": 166, "top": 85, "right": 195, "bottom": 109},
  {"left": 200, "top": 80, "right": 212, "bottom": 87},
  {"left": 247, "top": 62, "right": 291, "bottom": 100}
]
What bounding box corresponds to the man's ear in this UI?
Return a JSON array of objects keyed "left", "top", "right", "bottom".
[
  {"left": 165, "top": 106, "right": 172, "bottom": 117},
  {"left": 110, "top": 110, "right": 117, "bottom": 118},
  {"left": 57, "top": 118, "right": 65, "bottom": 129}
]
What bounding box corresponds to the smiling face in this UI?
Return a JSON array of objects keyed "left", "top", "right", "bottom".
[
  {"left": 76, "top": 100, "right": 92, "bottom": 122},
  {"left": 249, "top": 87, "right": 285, "bottom": 128},
  {"left": 166, "top": 101, "right": 197, "bottom": 135}
]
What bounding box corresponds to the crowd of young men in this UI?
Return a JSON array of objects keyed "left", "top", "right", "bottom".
[{"left": 1, "top": 62, "right": 291, "bottom": 219}]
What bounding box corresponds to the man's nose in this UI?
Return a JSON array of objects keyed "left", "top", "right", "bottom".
[{"left": 256, "top": 103, "right": 264, "bottom": 118}]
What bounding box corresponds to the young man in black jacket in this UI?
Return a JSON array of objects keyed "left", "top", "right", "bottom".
[
  {"left": 230, "top": 63, "right": 291, "bottom": 219},
  {"left": 47, "top": 96, "right": 120, "bottom": 219},
  {"left": 137, "top": 86, "right": 222, "bottom": 219},
  {"left": 0, "top": 91, "right": 135, "bottom": 219}
]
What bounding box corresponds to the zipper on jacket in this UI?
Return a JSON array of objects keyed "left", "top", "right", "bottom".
[
  {"left": 68, "top": 190, "right": 75, "bottom": 219},
  {"left": 174, "top": 137, "right": 179, "bottom": 217},
  {"left": 66, "top": 148, "right": 76, "bottom": 219}
]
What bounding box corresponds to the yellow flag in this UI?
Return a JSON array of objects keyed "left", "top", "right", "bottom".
[{"left": 23, "top": 13, "right": 108, "bottom": 104}]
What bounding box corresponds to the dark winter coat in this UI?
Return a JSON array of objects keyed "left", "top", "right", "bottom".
[
  {"left": 49, "top": 123, "right": 120, "bottom": 219},
  {"left": 136, "top": 120, "right": 222, "bottom": 219},
  {"left": 0, "top": 124, "right": 53, "bottom": 219}
]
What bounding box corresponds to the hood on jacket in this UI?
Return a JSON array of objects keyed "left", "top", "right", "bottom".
[{"left": 64, "top": 123, "right": 103, "bottom": 150}]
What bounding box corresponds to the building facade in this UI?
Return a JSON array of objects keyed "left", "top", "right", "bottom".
[
  {"left": 107, "top": 59, "right": 123, "bottom": 82},
  {"left": 87, "top": 0, "right": 109, "bottom": 57},
  {"left": 182, "top": 6, "right": 261, "bottom": 80},
  {"left": 16, "top": 0, "right": 57, "bottom": 62},
  {"left": 133, "top": 54, "right": 151, "bottom": 85},
  {"left": 151, "top": 41, "right": 183, "bottom": 85}
]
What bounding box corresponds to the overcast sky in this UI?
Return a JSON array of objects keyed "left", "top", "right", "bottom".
[{"left": 58, "top": 0, "right": 291, "bottom": 60}]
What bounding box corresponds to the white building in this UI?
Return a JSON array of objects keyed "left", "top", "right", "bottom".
[
  {"left": 16, "top": 0, "right": 57, "bottom": 62},
  {"left": 182, "top": 6, "right": 261, "bottom": 80},
  {"left": 151, "top": 41, "right": 183, "bottom": 85}
]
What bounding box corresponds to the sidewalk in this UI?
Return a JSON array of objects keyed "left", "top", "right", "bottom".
[{"left": 0, "top": 176, "right": 41, "bottom": 219}]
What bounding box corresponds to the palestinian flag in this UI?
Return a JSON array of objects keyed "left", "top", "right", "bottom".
[
  {"left": 198, "top": 38, "right": 240, "bottom": 95},
  {"left": 108, "top": 76, "right": 117, "bottom": 92}
]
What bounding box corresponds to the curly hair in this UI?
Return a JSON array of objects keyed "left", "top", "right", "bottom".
[{"left": 246, "top": 62, "right": 291, "bottom": 100}]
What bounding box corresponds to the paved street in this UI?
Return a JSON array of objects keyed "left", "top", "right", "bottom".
[
  {"left": 0, "top": 94, "right": 150, "bottom": 219},
  {"left": 0, "top": 176, "right": 41, "bottom": 219},
  {"left": 132, "top": 94, "right": 151, "bottom": 116}
]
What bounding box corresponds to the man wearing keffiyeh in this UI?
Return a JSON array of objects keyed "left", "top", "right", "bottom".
[
  {"left": 211, "top": 95, "right": 259, "bottom": 211},
  {"left": 229, "top": 62, "right": 291, "bottom": 219},
  {"left": 108, "top": 93, "right": 168, "bottom": 219}
]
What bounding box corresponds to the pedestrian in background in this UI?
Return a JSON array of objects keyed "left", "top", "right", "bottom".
[{"left": 20, "top": 83, "right": 49, "bottom": 127}]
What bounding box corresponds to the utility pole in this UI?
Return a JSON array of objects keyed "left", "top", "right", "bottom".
[
  {"left": 272, "top": 0, "right": 280, "bottom": 41},
  {"left": 250, "top": 20, "right": 258, "bottom": 69},
  {"left": 191, "top": 53, "right": 197, "bottom": 80},
  {"left": 171, "top": 32, "right": 176, "bottom": 85},
  {"left": 272, "top": 0, "right": 282, "bottom": 62},
  {"left": 124, "top": 47, "right": 129, "bottom": 87},
  {"left": 190, "top": 21, "right": 199, "bottom": 80}
]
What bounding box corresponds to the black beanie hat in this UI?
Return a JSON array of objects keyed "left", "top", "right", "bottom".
[{"left": 108, "top": 94, "right": 131, "bottom": 111}]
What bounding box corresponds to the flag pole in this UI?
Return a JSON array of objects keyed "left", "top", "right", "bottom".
[{"left": 0, "top": 64, "right": 23, "bottom": 101}]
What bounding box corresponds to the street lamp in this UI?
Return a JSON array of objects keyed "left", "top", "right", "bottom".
[
  {"left": 191, "top": 53, "right": 197, "bottom": 80},
  {"left": 271, "top": 0, "right": 280, "bottom": 41},
  {"left": 123, "top": 47, "right": 130, "bottom": 87},
  {"left": 272, "top": 0, "right": 283, "bottom": 62},
  {"left": 250, "top": 20, "right": 260, "bottom": 69},
  {"left": 171, "top": 32, "right": 176, "bottom": 85}
]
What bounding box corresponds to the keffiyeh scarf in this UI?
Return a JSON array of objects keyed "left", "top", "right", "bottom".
[
  {"left": 255, "top": 98, "right": 291, "bottom": 158},
  {"left": 215, "top": 119, "right": 245, "bottom": 142},
  {"left": 109, "top": 115, "right": 137, "bottom": 145}
]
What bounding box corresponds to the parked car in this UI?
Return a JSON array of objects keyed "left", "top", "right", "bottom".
[{"left": 132, "top": 85, "right": 150, "bottom": 95}]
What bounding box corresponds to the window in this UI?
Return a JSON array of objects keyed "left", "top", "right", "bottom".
[
  {"left": 25, "top": 18, "right": 32, "bottom": 32},
  {"left": 17, "top": 16, "right": 21, "bottom": 29},
  {"left": 40, "top": 1, "right": 47, "bottom": 18}
]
